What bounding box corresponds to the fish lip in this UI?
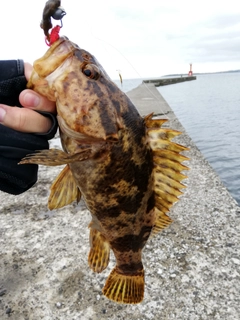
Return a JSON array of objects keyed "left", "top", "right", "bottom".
[{"left": 57, "top": 115, "right": 105, "bottom": 142}]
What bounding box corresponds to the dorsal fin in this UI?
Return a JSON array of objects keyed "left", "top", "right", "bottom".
[
  {"left": 145, "top": 114, "right": 189, "bottom": 236},
  {"left": 151, "top": 207, "right": 173, "bottom": 237}
]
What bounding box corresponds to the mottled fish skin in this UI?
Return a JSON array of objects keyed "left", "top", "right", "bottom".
[{"left": 22, "top": 35, "right": 189, "bottom": 304}]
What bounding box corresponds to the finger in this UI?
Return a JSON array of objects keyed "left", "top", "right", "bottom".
[
  {"left": 22, "top": 62, "right": 56, "bottom": 113},
  {"left": 24, "top": 62, "right": 33, "bottom": 80},
  {"left": 19, "top": 89, "right": 56, "bottom": 113},
  {"left": 0, "top": 104, "right": 52, "bottom": 133}
]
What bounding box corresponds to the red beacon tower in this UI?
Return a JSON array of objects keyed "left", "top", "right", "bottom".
[{"left": 188, "top": 63, "right": 193, "bottom": 76}]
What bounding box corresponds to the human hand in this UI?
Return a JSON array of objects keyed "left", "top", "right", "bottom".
[{"left": 0, "top": 62, "right": 56, "bottom": 133}]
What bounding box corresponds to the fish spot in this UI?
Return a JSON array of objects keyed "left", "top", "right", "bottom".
[
  {"left": 111, "top": 226, "right": 152, "bottom": 252},
  {"left": 63, "top": 81, "right": 69, "bottom": 88},
  {"left": 116, "top": 193, "right": 142, "bottom": 214},
  {"left": 105, "top": 205, "right": 121, "bottom": 218},
  {"left": 89, "top": 81, "right": 103, "bottom": 98},
  {"left": 82, "top": 115, "right": 88, "bottom": 122},
  {"left": 147, "top": 193, "right": 155, "bottom": 212},
  {"left": 106, "top": 81, "right": 119, "bottom": 95},
  {"left": 112, "top": 99, "right": 121, "bottom": 114},
  {"left": 118, "top": 262, "right": 143, "bottom": 275}
]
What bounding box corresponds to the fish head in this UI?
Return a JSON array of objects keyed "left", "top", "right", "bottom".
[{"left": 28, "top": 36, "right": 124, "bottom": 141}]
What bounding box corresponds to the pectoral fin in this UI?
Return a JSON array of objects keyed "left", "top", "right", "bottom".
[
  {"left": 19, "top": 148, "right": 93, "bottom": 166},
  {"left": 48, "top": 164, "right": 81, "bottom": 210},
  {"left": 88, "top": 228, "right": 110, "bottom": 273}
]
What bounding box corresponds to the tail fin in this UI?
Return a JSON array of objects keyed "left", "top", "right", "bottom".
[{"left": 102, "top": 267, "right": 144, "bottom": 304}]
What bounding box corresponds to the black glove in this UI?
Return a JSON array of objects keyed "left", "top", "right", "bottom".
[{"left": 0, "top": 60, "right": 58, "bottom": 195}]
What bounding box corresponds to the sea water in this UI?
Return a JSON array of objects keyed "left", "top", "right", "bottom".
[{"left": 114, "top": 73, "right": 240, "bottom": 205}]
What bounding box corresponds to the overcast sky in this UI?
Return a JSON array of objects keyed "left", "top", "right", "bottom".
[{"left": 1, "top": 0, "right": 240, "bottom": 79}]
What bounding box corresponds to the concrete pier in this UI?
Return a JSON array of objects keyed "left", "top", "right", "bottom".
[
  {"left": 0, "top": 84, "right": 239, "bottom": 319},
  {"left": 143, "top": 76, "right": 196, "bottom": 86}
]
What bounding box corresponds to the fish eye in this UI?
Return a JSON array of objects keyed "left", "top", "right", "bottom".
[
  {"left": 82, "top": 64, "right": 100, "bottom": 80},
  {"left": 83, "top": 69, "right": 91, "bottom": 77}
]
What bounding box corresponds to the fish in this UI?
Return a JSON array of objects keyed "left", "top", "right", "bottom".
[{"left": 20, "top": 36, "right": 189, "bottom": 303}]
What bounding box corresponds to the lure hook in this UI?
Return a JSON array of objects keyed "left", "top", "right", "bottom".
[
  {"left": 41, "top": 0, "right": 67, "bottom": 42},
  {"left": 51, "top": 5, "right": 66, "bottom": 30}
]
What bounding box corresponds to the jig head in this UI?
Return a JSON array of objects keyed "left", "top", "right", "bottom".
[{"left": 40, "top": 0, "right": 66, "bottom": 45}]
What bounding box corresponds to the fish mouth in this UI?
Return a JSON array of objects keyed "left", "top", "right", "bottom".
[
  {"left": 57, "top": 116, "right": 105, "bottom": 143},
  {"left": 32, "top": 37, "right": 77, "bottom": 79}
]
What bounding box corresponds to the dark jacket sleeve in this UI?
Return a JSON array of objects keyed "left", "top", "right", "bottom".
[{"left": 0, "top": 59, "right": 58, "bottom": 195}]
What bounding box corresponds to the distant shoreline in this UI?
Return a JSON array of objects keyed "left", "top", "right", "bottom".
[
  {"left": 163, "top": 69, "right": 240, "bottom": 77},
  {"left": 113, "top": 69, "right": 240, "bottom": 84}
]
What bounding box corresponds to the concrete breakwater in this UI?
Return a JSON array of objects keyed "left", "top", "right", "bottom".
[
  {"left": 0, "top": 84, "right": 239, "bottom": 319},
  {"left": 143, "top": 76, "right": 196, "bottom": 86}
]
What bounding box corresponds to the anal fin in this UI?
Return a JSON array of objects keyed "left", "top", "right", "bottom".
[
  {"left": 103, "top": 267, "right": 144, "bottom": 304},
  {"left": 88, "top": 228, "right": 110, "bottom": 273},
  {"left": 48, "top": 165, "right": 81, "bottom": 210}
]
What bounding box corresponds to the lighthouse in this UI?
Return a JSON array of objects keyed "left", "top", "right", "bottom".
[{"left": 188, "top": 63, "right": 193, "bottom": 76}]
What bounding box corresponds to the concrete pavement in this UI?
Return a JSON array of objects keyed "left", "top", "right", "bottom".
[{"left": 0, "top": 83, "right": 239, "bottom": 320}]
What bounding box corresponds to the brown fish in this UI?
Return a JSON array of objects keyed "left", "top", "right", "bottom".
[{"left": 20, "top": 36, "right": 189, "bottom": 303}]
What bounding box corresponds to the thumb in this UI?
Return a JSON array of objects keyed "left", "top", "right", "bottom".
[{"left": 19, "top": 89, "right": 56, "bottom": 113}]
